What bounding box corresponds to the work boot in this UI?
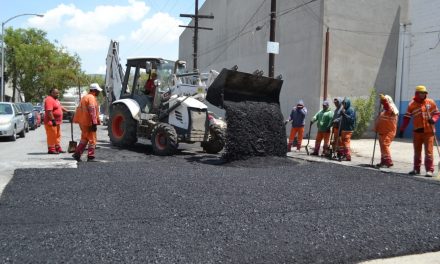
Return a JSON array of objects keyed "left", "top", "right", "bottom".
[
  {"left": 72, "top": 153, "right": 81, "bottom": 162},
  {"left": 311, "top": 152, "right": 319, "bottom": 156},
  {"left": 408, "top": 169, "right": 420, "bottom": 175},
  {"left": 426, "top": 171, "right": 434, "bottom": 177},
  {"left": 345, "top": 154, "right": 351, "bottom": 161},
  {"left": 287, "top": 143, "right": 292, "bottom": 152},
  {"left": 55, "top": 145, "right": 66, "bottom": 153},
  {"left": 87, "top": 156, "right": 97, "bottom": 162},
  {"left": 48, "top": 147, "right": 58, "bottom": 154}
]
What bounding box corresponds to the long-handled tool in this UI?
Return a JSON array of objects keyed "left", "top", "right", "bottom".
[
  {"left": 305, "top": 121, "right": 313, "bottom": 155},
  {"left": 426, "top": 104, "right": 440, "bottom": 176},
  {"left": 370, "top": 103, "right": 383, "bottom": 166},
  {"left": 67, "top": 117, "right": 77, "bottom": 153}
]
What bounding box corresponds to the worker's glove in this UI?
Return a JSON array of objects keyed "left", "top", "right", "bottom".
[
  {"left": 51, "top": 119, "right": 57, "bottom": 127},
  {"left": 428, "top": 118, "right": 435, "bottom": 124},
  {"left": 89, "top": 124, "right": 97, "bottom": 132},
  {"left": 379, "top": 94, "right": 386, "bottom": 101},
  {"left": 398, "top": 130, "right": 404, "bottom": 138}
]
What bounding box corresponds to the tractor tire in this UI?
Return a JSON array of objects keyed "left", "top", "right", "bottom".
[
  {"left": 151, "top": 123, "right": 178, "bottom": 156},
  {"left": 202, "top": 125, "right": 225, "bottom": 154},
  {"left": 108, "top": 104, "right": 137, "bottom": 147}
]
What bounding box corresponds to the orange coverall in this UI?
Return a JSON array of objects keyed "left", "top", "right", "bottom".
[
  {"left": 373, "top": 99, "right": 398, "bottom": 166},
  {"left": 400, "top": 97, "right": 439, "bottom": 172},
  {"left": 44, "top": 96, "right": 64, "bottom": 153},
  {"left": 73, "top": 93, "right": 100, "bottom": 159}
]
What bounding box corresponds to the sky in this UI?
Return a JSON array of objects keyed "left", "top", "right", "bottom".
[{"left": 1, "top": 0, "right": 205, "bottom": 74}]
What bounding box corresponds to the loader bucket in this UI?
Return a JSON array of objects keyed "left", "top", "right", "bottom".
[{"left": 206, "top": 68, "right": 283, "bottom": 108}]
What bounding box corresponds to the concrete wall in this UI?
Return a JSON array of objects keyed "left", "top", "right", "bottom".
[
  {"left": 179, "top": 0, "right": 408, "bottom": 137},
  {"left": 406, "top": 0, "right": 440, "bottom": 99},
  {"left": 324, "top": 0, "right": 408, "bottom": 100},
  {"left": 397, "top": 0, "right": 440, "bottom": 137},
  {"left": 180, "top": 0, "right": 324, "bottom": 125}
]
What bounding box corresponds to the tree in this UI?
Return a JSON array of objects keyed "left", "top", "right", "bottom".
[
  {"left": 4, "top": 28, "right": 83, "bottom": 102},
  {"left": 352, "top": 88, "right": 377, "bottom": 138}
]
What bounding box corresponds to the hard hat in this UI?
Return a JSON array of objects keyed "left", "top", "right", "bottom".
[
  {"left": 297, "top": 99, "right": 304, "bottom": 106},
  {"left": 415, "top": 85, "right": 427, "bottom": 93},
  {"left": 90, "top": 83, "right": 103, "bottom": 92},
  {"left": 322, "top": 100, "right": 329, "bottom": 107}
]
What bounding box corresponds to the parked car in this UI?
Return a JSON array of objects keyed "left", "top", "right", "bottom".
[
  {"left": 33, "top": 105, "right": 44, "bottom": 122},
  {"left": 16, "top": 103, "right": 29, "bottom": 132},
  {"left": 0, "top": 102, "right": 26, "bottom": 141},
  {"left": 17, "top": 102, "right": 38, "bottom": 130}
]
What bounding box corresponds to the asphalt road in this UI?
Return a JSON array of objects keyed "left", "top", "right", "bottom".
[
  {"left": 0, "top": 123, "right": 440, "bottom": 263},
  {"left": 2, "top": 128, "right": 440, "bottom": 263}
]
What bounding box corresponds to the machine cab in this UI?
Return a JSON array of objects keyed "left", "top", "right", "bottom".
[{"left": 121, "top": 58, "right": 175, "bottom": 113}]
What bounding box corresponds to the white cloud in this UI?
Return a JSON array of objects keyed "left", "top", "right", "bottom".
[
  {"left": 130, "top": 12, "right": 184, "bottom": 45},
  {"left": 62, "top": 33, "right": 109, "bottom": 52},
  {"left": 28, "top": 4, "right": 77, "bottom": 30},
  {"left": 28, "top": 0, "right": 150, "bottom": 33}
]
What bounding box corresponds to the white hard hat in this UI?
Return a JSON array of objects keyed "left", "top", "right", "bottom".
[{"left": 90, "top": 83, "right": 103, "bottom": 92}]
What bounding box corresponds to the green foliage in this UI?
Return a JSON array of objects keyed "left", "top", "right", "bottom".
[
  {"left": 352, "top": 88, "right": 377, "bottom": 138},
  {"left": 4, "top": 27, "right": 82, "bottom": 102}
]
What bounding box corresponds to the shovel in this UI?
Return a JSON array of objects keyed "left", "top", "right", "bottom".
[
  {"left": 305, "top": 121, "right": 313, "bottom": 155},
  {"left": 67, "top": 117, "right": 77, "bottom": 153}
]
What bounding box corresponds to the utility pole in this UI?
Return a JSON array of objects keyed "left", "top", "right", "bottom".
[
  {"left": 179, "top": 0, "right": 214, "bottom": 71},
  {"left": 268, "top": 0, "right": 277, "bottom": 78},
  {"left": 323, "top": 27, "right": 330, "bottom": 101}
]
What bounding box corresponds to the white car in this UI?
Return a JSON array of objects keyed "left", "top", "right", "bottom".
[{"left": 0, "top": 103, "right": 26, "bottom": 141}]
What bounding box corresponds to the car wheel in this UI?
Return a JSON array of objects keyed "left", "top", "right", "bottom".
[
  {"left": 10, "top": 129, "right": 16, "bottom": 141},
  {"left": 18, "top": 127, "right": 26, "bottom": 138}
]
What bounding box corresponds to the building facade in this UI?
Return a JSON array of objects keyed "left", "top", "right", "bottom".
[{"left": 179, "top": 0, "right": 409, "bottom": 136}]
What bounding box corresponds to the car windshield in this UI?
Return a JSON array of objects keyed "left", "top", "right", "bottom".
[{"left": 0, "top": 104, "right": 13, "bottom": 115}]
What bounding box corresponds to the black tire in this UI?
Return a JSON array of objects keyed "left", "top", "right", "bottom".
[
  {"left": 18, "top": 127, "right": 25, "bottom": 138},
  {"left": 9, "top": 128, "right": 16, "bottom": 141},
  {"left": 108, "top": 104, "right": 138, "bottom": 147},
  {"left": 202, "top": 125, "right": 225, "bottom": 154},
  {"left": 151, "top": 123, "right": 178, "bottom": 156},
  {"left": 25, "top": 122, "right": 29, "bottom": 132}
]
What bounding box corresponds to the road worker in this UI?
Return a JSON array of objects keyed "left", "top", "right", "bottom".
[
  {"left": 44, "top": 88, "right": 67, "bottom": 154},
  {"left": 72, "top": 83, "right": 102, "bottom": 162},
  {"left": 311, "top": 100, "right": 333, "bottom": 156},
  {"left": 334, "top": 97, "right": 356, "bottom": 161},
  {"left": 286, "top": 100, "right": 307, "bottom": 151},
  {"left": 145, "top": 72, "right": 158, "bottom": 97},
  {"left": 373, "top": 94, "right": 399, "bottom": 168},
  {"left": 330, "top": 97, "right": 343, "bottom": 157},
  {"left": 399, "top": 85, "right": 440, "bottom": 176}
]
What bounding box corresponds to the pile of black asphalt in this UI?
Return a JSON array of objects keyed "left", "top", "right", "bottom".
[
  {"left": 2, "top": 151, "right": 440, "bottom": 263},
  {"left": 223, "top": 100, "right": 287, "bottom": 161}
]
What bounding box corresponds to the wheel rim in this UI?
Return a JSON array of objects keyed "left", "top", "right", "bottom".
[
  {"left": 155, "top": 132, "right": 167, "bottom": 150},
  {"left": 112, "top": 114, "right": 124, "bottom": 138}
]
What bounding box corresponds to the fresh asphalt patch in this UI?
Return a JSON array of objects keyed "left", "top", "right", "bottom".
[{"left": 1, "top": 150, "right": 440, "bottom": 263}]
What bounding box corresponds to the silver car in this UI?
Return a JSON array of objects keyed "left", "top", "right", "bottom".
[{"left": 0, "top": 103, "right": 26, "bottom": 141}]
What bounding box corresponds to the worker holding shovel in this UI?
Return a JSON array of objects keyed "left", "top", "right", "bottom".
[
  {"left": 72, "top": 83, "right": 102, "bottom": 162},
  {"left": 373, "top": 94, "right": 399, "bottom": 168},
  {"left": 399, "top": 85, "right": 440, "bottom": 177},
  {"left": 334, "top": 97, "right": 356, "bottom": 161},
  {"left": 310, "top": 100, "right": 333, "bottom": 156}
]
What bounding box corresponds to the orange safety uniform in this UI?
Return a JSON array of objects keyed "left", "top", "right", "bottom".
[
  {"left": 44, "top": 95, "right": 64, "bottom": 153},
  {"left": 73, "top": 93, "right": 100, "bottom": 159},
  {"left": 373, "top": 96, "right": 398, "bottom": 166},
  {"left": 400, "top": 96, "right": 439, "bottom": 172}
]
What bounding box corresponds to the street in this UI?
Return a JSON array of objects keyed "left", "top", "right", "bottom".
[{"left": 1, "top": 123, "right": 440, "bottom": 263}]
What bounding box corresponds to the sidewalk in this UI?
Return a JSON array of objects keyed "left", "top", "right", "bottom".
[{"left": 287, "top": 138, "right": 440, "bottom": 179}]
